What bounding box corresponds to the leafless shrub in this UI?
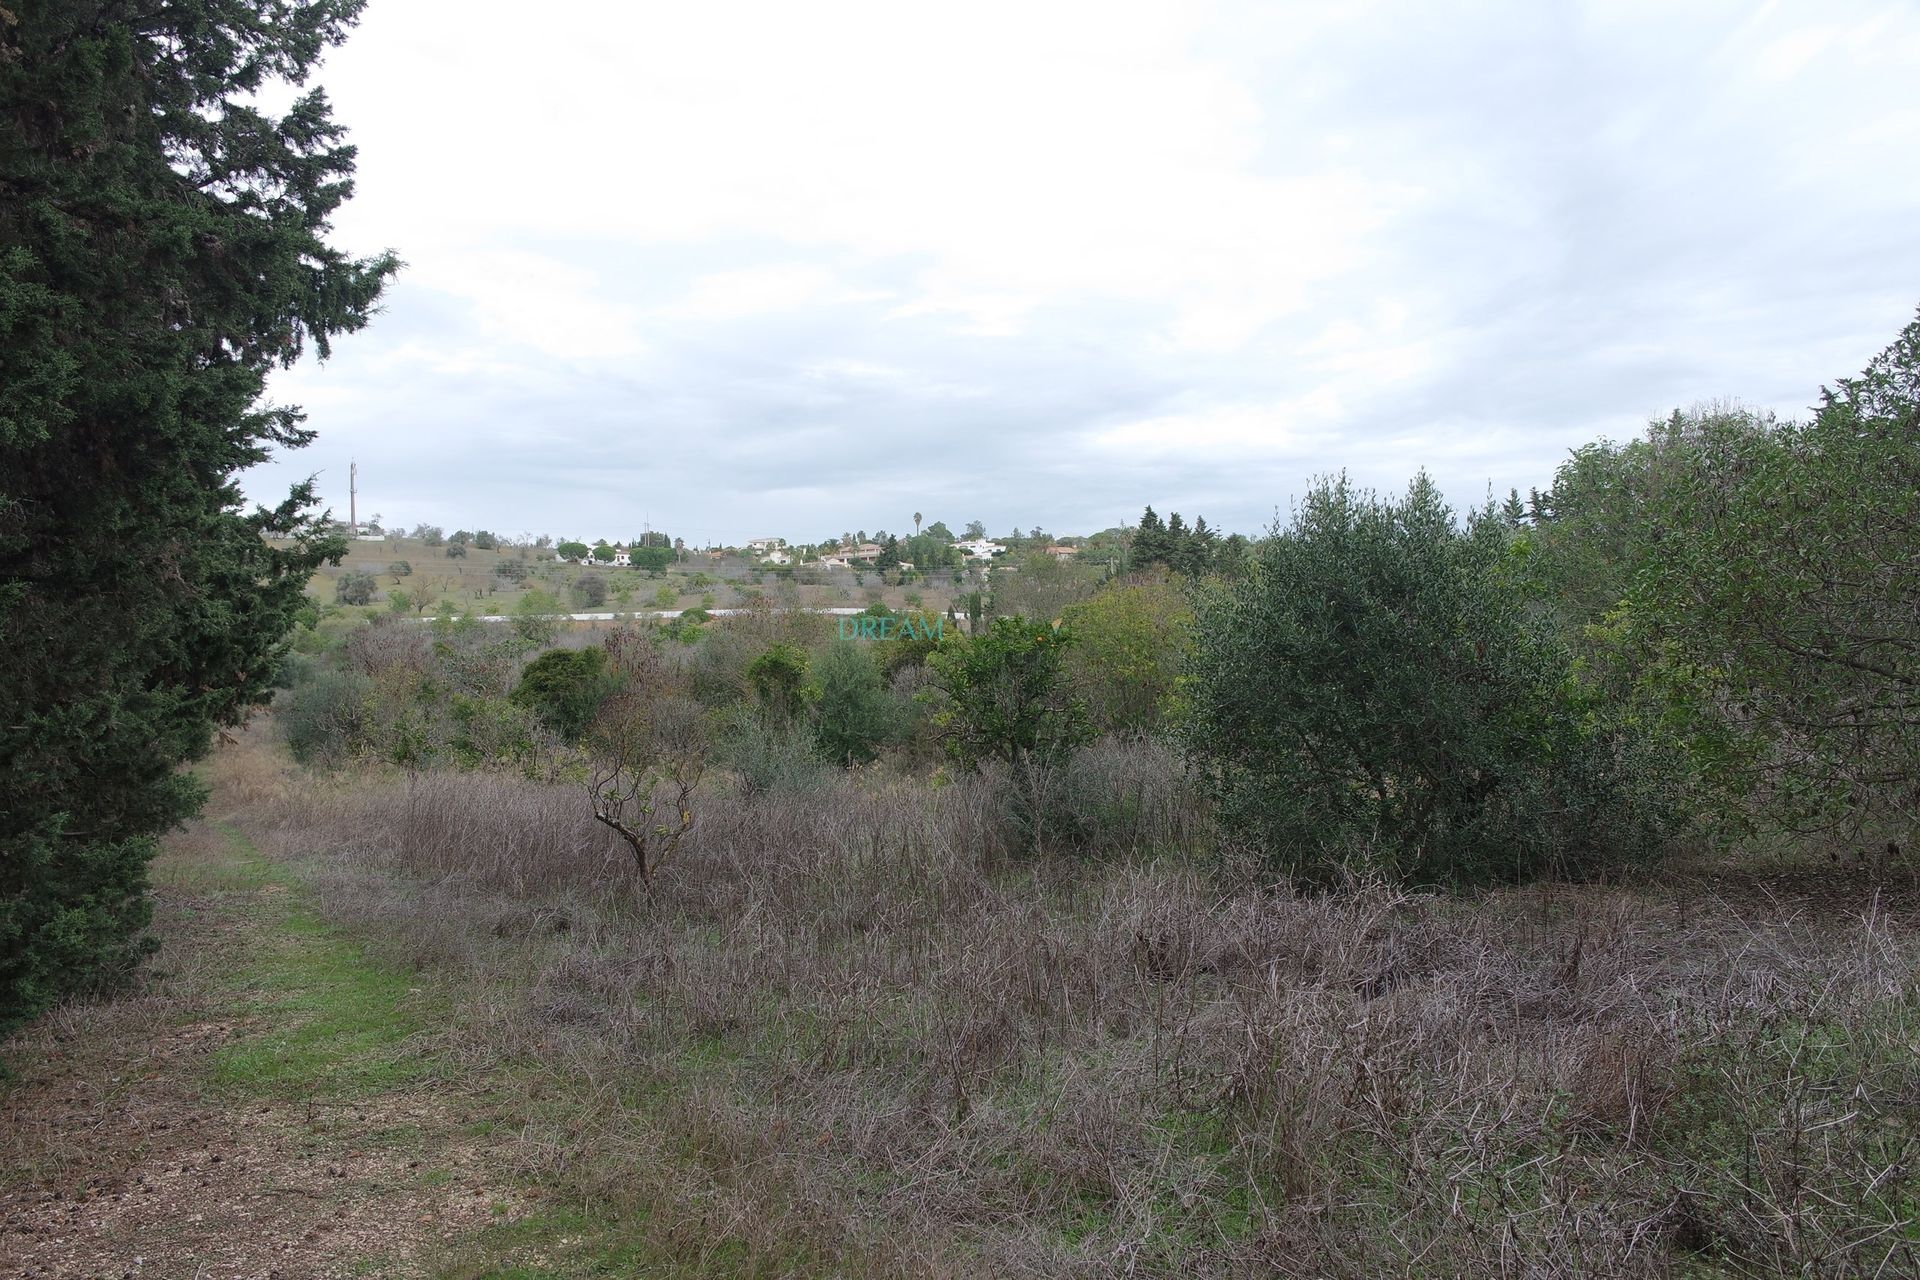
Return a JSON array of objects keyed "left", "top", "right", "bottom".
[{"left": 341, "top": 615, "right": 434, "bottom": 679}]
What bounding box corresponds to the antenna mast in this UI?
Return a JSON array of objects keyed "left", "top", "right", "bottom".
[{"left": 349, "top": 460, "right": 358, "bottom": 532}]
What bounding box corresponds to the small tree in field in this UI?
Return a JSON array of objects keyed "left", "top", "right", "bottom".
[
  {"left": 570, "top": 574, "right": 608, "bottom": 609},
  {"left": 813, "top": 640, "right": 897, "bottom": 764},
  {"left": 587, "top": 629, "right": 705, "bottom": 893},
  {"left": 335, "top": 571, "right": 377, "bottom": 606},
  {"left": 930, "top": 617, "right": 1091, "bottom": 850}
]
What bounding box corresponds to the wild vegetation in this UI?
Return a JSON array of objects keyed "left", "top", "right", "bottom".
[
  {"left": 6, "top": 4, "right": 1919, "bottom": 1276},
  {"left": 194, "top": 312, "right": 1920, "bottom": 1275}
]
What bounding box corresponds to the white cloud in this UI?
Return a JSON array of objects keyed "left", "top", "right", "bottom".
[{"left": 249, "top": 0, "right": 1920, "bottom": 540}]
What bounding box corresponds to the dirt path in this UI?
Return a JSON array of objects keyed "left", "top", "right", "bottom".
[{"left": 0, "top": 819, "right": 532, "bottom": 1279}]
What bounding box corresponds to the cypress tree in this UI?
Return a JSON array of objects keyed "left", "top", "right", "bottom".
[
  {"left": 0, "top": 2, "right": 396, "bottom": 1032},
  {"left": 1132, "top": 506, "right": 1168, "bottom": 570}
]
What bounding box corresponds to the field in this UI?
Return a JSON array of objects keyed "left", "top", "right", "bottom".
[
  {"left": 5, "top": 720, "right": 1918, "bottom": 1278},
  {"left": 304, "top": 537, "right": 973, "bottom": 624}
]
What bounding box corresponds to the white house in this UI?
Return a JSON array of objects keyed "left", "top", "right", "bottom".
[
  {"left": 955, "top": 537, "right": 1007, "bottom": 561},
  {"left": 747, "top": 536, "right": 786, "bottom": 556}
]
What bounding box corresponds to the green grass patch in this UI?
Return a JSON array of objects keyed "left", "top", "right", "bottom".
[{"left": 199, "top": 823, "right": 445, "bottom": 1100}]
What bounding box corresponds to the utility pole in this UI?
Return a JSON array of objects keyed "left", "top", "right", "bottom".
[{"left": 349, "top": 460, "right": 358, "bottom": 532}]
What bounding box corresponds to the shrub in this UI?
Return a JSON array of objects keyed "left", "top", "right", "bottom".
[
  {"left": 812, "top": 640, "right": 898, "bottom": 764},
  {"left": 928, "top": 616, "right": 1091, "bottom": 850},
  {"left": 570, "top": 574, "right": 608, "bottom": 609},
  {"left": 1182, "top": 473, "right": 1678, "bottom": 887},
  {"left": 512, "top": 589, "right": 562, "bottom": 646},
  {"left": 512, "top": 646, "right": 618, "bottom": 741},
  {"left": 450, "top": 695, "right": 538, "bottom": 767},
  {"left": 1060, "top": 572, "right": 1191, "bottom": 733},
  {"left": 445, "top": 541, "right": 468, "bottom": 559},
  {"left": 278, "top": 669, "right": 373, "bottom": 766},
  {"left": 746, "top": 644, "right": 811, "bottom": 724},
  {"left": 719, "top": 713, "right": 833, "bottom": 799},
  {"left": 494, "top": 559, "right": 528, "bottom": 584},
  {"left": 335, "top": 570, "right": 377, "bottom": 606}
]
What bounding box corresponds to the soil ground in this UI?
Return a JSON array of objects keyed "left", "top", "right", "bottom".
[{"left": 0, "top": 816, "right": 543, "bottom": 1278}]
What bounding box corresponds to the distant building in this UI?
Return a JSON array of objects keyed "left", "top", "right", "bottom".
[
  {"left": 1044, "top": 544, "right": 1077, "bottom": 560},
  {"left": 747, "top": 536, "right": 786, "bottom": 556},
  {"left": 955, "top": 537, "right": 1007, "bottom": 561}
]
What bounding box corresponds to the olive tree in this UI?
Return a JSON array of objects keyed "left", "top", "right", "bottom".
[{"left": 1183, "top": 473, "right": 1678, "bottom": 887}]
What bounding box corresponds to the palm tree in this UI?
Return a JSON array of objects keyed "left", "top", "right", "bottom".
[{"left": 913, "top": 511, "right": 923, "bottom": 537}]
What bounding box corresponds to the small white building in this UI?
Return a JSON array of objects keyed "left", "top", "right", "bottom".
[
  {"left": 747, "top": 536, "right": 786, "bottom": 556},
  {"left": 955, "top": 537, "right": 1007, "bottom": 561}
]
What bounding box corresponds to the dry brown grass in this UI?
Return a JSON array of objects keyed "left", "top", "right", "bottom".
[{"left": 227, "top": 724, "right": 1920, "bottom": 1278}]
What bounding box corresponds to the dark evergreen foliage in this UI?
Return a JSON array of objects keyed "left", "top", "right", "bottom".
[
  {"left": 0, "top": 1, "right": 395, "bottom": 1033},
  {"left": 1129, "top": 504, "right": 1223, "bottom": 576},
  {"left": 1182, "top": 474, "right": 1680, "bottom": 886}
]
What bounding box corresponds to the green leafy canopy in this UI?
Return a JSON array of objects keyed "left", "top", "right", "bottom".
[{"left": 0, "top": 2, "right": 397, "bottom": 1033}]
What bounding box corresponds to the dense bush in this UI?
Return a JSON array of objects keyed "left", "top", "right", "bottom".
[
  {"left": 335, "top": 570, "right": 377, "bottom": 606},
  {"left": 1183, "top": 473, "right": 1680, "bottom": 887},
  {"left": 512, "top": 647, "right": 618, "bottom": 741},
  {"left": 812, "top": 640, "right": 898, "bottom": 764},
  {"left": 279, "top": 669, "right": 373, "bottom": 767},
  {"left": 930, "top": 616, "right": 1092, "bottom": 849},
  {"left": 1060, "top": 571, "right": 1190, "bottom": 732},
  {"left": 746, "top": 643, "right": 811, "bottom": 724},
  {"left": 569, "top": 573, "right": 608, "bottom": 609}
]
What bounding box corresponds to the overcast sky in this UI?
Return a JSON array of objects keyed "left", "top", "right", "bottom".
[{"left": 246, "top": 0, "right": 1920, "bottom": 545}]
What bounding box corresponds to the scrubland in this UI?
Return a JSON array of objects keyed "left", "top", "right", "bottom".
[{"left": 211, "top": 722, "right": 1920, "bottom": 1279}]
